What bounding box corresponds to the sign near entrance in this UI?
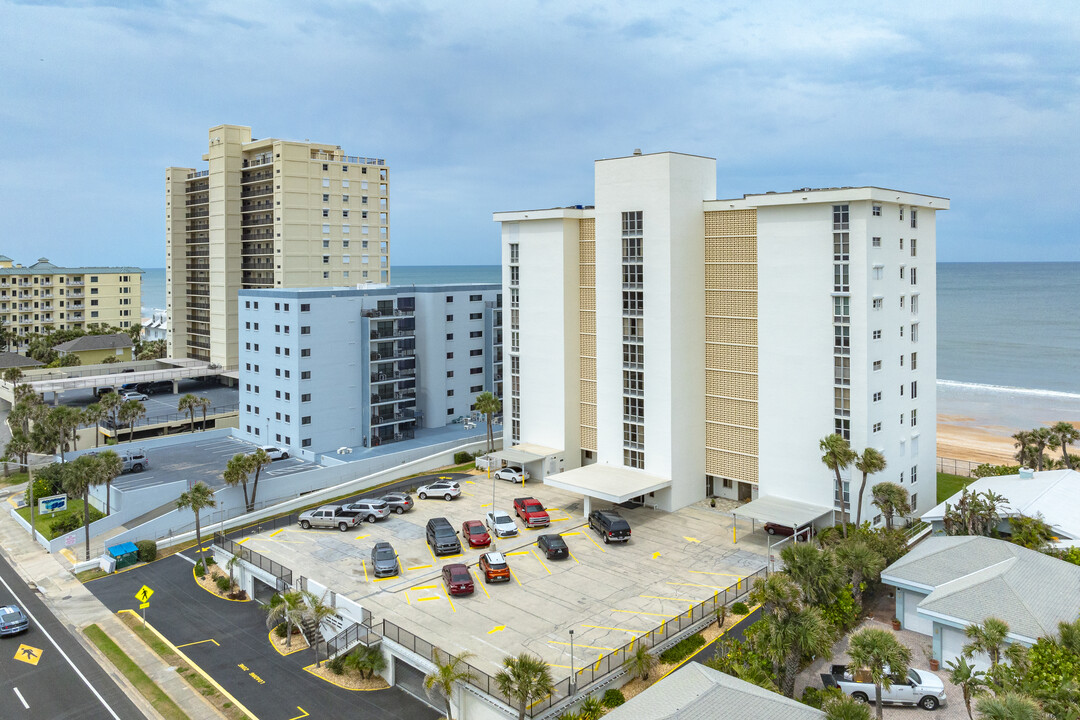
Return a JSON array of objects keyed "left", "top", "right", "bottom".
[
  {"left": 135, "top": 585, "right": 154, "bottom": 603},
  {"left": 38, "top": 493, "right": 68, "bottom": 514}
]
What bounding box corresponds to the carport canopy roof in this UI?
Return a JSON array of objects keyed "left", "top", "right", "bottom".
[
  {"left": 492, "top": 443, "right": 560, "bottom": 465},
  {"left": 544, "top": 464, "right": 671, "bottom": 503},
  {"left": 732, "top": 495, "right": 834, "bottom": 528}
]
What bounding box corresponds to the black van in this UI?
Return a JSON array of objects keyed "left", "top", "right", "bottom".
[
  {"left": 137, "top": 380, "right": 174, "bottom": 395},
  {"left": 588, "top": 509, "right": 632, "bottom": 544},
  {"left": 426, "top": 517, "right": 462, "bottom": 556}
]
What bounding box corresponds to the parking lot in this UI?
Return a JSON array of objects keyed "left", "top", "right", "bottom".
[
  {"left": 110, "top": 435, "right": 312, "bottom": 492},
  {"left": 57, "top": 378, "right": 239, "bottom": 420},
  {"left": 236, "top": 471, "right": 771, "bottom": 677}
]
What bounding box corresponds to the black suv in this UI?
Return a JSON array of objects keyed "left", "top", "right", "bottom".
[
  {"left": 426, "top": 517, "right": 462, "bottom": 556},
  {"left": 588, "top": 509, "right": 631, "bottom": 544},
  {"left": 137, "top": 380, "right": 174, "bottom": 395}
]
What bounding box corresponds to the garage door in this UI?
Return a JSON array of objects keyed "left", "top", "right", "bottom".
[
  {"left": 394, "top": 657, "right": 435, "bottom": 707},
  {"left": 902, "top": 590, "right": 933, "bottom": 635},
  {"left": 941, "top": 626, "right": 991, "bottom": 671}
]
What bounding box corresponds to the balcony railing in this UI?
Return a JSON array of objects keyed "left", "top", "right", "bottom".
[
  {"left": 310, "top": 150, "right": 385, "bottom": 166},
  {"left": 186, "top": 313, "right": 209, "bottom": 322},
  {"left": 186, "top": 249, "right": 209, "bottom": 258},
  {"left": 241, "top": 171, "right": 273, "bottom": 184},
  {"left": 369, "top": 328, "right": 412, "bottom": 340},
  {"left": 186, "top": 262, "right": 209, "bottom": 271},
  {"left": 240, "top": 186, "right": 273, "bottom": 199},
  {"left": 187, "top": 339, "right": 211, "bottom": 350},
  {"left": 187, "top": 170, "right": 209, "bottom": 180},
  {"left": 242, "top": 230, "right": 273, "bottom": 241},
  {"left": 241, "top": 201, "right": 273, "bottom": 213},
  {"left": 186, "top": 209, "right": 209, "bottom": 219},
  {"left": 370, "top": 369, "right": 416, "bottom": 383},
  {"left": 186, "top": 224, "right": 209, "bottom": 232},
  {"left": 241, "top": 216, "right": 273, "bottom": 227},
  {"left": 240, "top": 262, "right": 273, "bottom": 270},
  {"left": 185, "top": 197, "right": 208, "bottom": 206},
  {"left": 186, "top": 183, "right": 209, "bottom": 194},
  {"left": 187, "top": 326, "right": 209, "bottom": 336},
  {"left": 186, "top": 300, "right": 210, "bottom": 310}
]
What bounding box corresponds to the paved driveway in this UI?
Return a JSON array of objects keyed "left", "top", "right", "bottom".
[{"left": 86, "top": 552, "right": 438, "bottom": 720}]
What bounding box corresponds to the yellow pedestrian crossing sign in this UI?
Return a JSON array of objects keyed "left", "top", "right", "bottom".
[
  {"left": 135, "top": 585, "right": 154, "bottom": 603},
  {"left": 15, "top": 644, "right": 42, "bottom": 665}
]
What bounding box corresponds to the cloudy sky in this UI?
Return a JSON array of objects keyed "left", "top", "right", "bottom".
[{"left": 1, "top": 1, "right": 1076, "bottom": 268}]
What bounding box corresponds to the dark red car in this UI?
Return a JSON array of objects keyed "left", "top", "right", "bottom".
[
  {"left": 461, "top": 519, "right": 491, "bottom": 548},
  {"left": 764, "top": 522, "right": 815, "bottom": 541},
  {"left": 442, "top": 563, "right": 474, "bottom": 596}
]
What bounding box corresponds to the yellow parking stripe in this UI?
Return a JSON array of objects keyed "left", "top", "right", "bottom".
[
  {"left": 549, "top": 641, "right": 614, "bottom": 651},
  {"left": 362, "top": 560, "right": 369, "bottom": 582},
  {"left": 414, "top": 585, "right": 437, "bottom": 590},
  {"left": 612, "top": 609, "right": 676, "bottom": 618},
  {"left": 531, "top": 550, "right": 552, "bottom": 575},
  {"left": 442, "top": 586, "right": 457, "bottom": 613},
  {"left": 667, "top": 581, "right": 727, "bottom": 590},
  {"left": 566, "top": 550, "right": 581, "bottom": 564},
  {"left": 407, "top": 564, "right": 432, "bottom": 571},
  {"left": 404, "top": 590, "right": 411, "bottom": 605},
  {"left": 641, "top": 595, "right": 695, "bottom": 604},
  {"left": 505, "top": 551, "right": 531, "bottom": 556},
  {"left": 689, "top": 570, "right": 741, "bottom": 578},
  {"left": 472, "top": 569, "right": 491, "bottom": 598},
  {"left": 416, "top": 597, "right": 440, "bottom": 602},
  {"left": 580, "top": 624, "right": 641, "bottom": 633},
  {"left": 269, "top": 528, "right": 285, "bottom": 538},
  {"left": 508, "top": 567, "right": 523, "bottom": 587},
  {"left": 355, "top": 533, "right": 370, "bottom": 541},
  {"left": 582, "top": 531, "right": 606, "bottom": 552}
]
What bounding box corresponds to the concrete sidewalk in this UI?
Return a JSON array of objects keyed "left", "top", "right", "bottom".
[{"left": 0, "top": 481, "right": 226, "bottom": 720}]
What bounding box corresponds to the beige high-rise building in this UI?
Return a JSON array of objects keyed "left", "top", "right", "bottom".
[
  {"left": 166, "top": 124, "right": 390, "bottom": 366},
  {"left": 0, "top": 255, "right": 141, "bottom": 339}
]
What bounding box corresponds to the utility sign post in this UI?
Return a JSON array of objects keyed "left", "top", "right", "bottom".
[{"left": 135, "top": 585, "right": 154, "bottom": 626}]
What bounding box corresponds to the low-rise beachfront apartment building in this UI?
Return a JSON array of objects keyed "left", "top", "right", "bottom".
[
  {"left": 166, "top": 124, "right": 390, "bottom": 367},
  {"left": 236, "top": 284, "right": 502, "bottom": 455},
  {"left": 0, "top": 256, "right": 141, "bottom": 338},
  {"left": 494, "top": 151, "right": 946, "bottom": 522}
]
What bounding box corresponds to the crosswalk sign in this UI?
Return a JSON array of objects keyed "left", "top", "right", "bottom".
[{"left": 135, "top": 585, "right": 154, "bottom": 603}]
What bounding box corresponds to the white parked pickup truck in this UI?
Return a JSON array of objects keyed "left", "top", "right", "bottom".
[{"left": 822, "top": 664, "right": 947, "bottom": 710}]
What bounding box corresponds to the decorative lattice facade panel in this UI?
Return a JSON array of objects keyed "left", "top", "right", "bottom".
[
  {"left": 706, "top": 317, "right": 757, "bottom": 345},
  {"left": 705, "top": 448, "right": 759, "bottom": 484},
  {"left": 580, "top": 425, "right": 597, "bottom": 452},
  {"left": 706, "top": 396, "right": 758, "bottom": 427},
  {"left": 706, "top": 290, "right": 757, "bottom": 318},
  {"left": 706, "top": 369, "right": 758, "bottom": 400},
  {"left": 706, "top": 422, "right": 758, "bottom": 455},
  {"left": 706, "top": 343, "right": 758, "bottom": 372}
]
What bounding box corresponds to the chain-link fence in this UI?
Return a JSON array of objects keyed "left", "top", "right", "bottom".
[{"left": 937, "top": 456, "right": 982, "bottom": 478}]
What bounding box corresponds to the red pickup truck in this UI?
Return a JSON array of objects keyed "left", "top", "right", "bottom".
[{"left": 513, "top": 497, "right": 550, "bottom": 528}]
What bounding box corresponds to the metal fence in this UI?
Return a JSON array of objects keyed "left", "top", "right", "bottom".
[
  {"left": 937, "top": 456, "right": 983, "bottom": 477},
  {"left": 327, "top": 621, "right": 381, "bottom": 656},
  {"left": 214, "top": 531, "right": 292, "bottom": 589},
  {"left": 101, "top": 403, "right": 239, "bottom": 433}
]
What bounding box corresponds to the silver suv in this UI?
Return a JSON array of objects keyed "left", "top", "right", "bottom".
[
  {"left": 342, "top": 499, "right": 391, "bottom": 523},
  {"left": 298, "top": 505, "right": 360, "bottom": 532}
]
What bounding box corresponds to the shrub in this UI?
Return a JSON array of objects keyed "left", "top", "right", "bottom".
[
  {"left": 215, "top": 575, "right": 231, "bottom": 592},
  {"left": 732, "top": 601, "right": 750, "bottom": 615},
  {"left": 973, "top": 463, "right": 1021, "bottom": 478},
  {"left": 454, "top": 451, "right": 474, "bottom": 464},
  {"left": 204, "top": 556, "right": 216, "bottom": 566},
  {"left": 601, "top": 688, "right": 625, "bottom": 708},
  {"left": 194, "top": 561, "right": 205, "bottom": 577},
  {"left": 135, "top": 540, "right": 157, "bottom": 563},
  {"left": 579, "top": 695, "right": 603, "bottom": 720},
  {"left": 274, "top": 623, "right": 288, "bottom": 638},
  {"left": 327, "top": 654, "right": 347, "bottom": 675},
  {"left": 1049, "top": 546, "right": 1080, "bottom": 566},
  {"left": 821, "top": 587, "right": 858, "bottom": 634},
  {"left": 48, "top": 505, "right": 106, "bottom": 536},
  {"left": 658, "top": 633, "right": 706, "bottom": 664},
  {"left": 801, "top": 686, "right": 824, "bottom": 708}
]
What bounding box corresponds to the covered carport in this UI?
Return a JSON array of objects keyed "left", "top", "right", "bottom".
[
  {"left": 731, "top": 495, "right": 834, "bottom": 544},
  {"left": 544, "top": 464, "right": 671, "bottom": 516},
  {"left": 489, "top": 443, "right": 562, "bottom": 482}
]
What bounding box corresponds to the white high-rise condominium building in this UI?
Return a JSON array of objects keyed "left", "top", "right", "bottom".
[
  {"left": 494, "top": 151, "right": 946, "bottom": 521},
  {"left": 166, "top": 124, "right": 390, "bottom": 367}
]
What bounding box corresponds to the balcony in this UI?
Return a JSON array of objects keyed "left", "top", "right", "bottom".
[
  {"left": 186, "top": 182, "right": 209, "bottom": 194},
  {"left": 310, "top": 150, "right": 385, "bottom": 166},
  {"left": 370, "top": 369, "right": 416, "bottom": 384},
  {"left": 187, "top": 262, "right": 209, "bottom": 272},
  {"left": 185, "top": 249, "right": 209, "bottom": 258},
  {"left": 68, "top": 290, "right": 83, "bottom": 297},
  {"left": 241, "top": 216, "right": 273, "bottom": 227},
  {"left": 66, "top": 280, "right": 84, "bottom": 286},
  {"left": 242, "top": 157, "right": 272, "bottom": 169},
  {"left": 185, "top": 197, "right": 208, "bottom": 206},
  {"left": 69, "top": 302, "right": 84, "bottom": 310},
  {"left": 188, "top": 288, "right": 210, "bottom": 298},
  {"left": 187, "top": 312, "right": 209, "bottom": 322},
  {"left": 241, "top": 171, "right": 273, "bottom": 184},
  {"left": 186, "top": 274, "right": 209, "bottom": 284},
  {"left": 240, "top": 186, "right": 273, "bottom": 199},
  {"left": 369, "top": 328, "right": 412, "bottom": 340},
  {"left": 187, "top": 326, "right": 209, "bottom": 337},
  {"left": 186, "top": 209, "right": 209, "bottom": 219},
  {"left": 241, "top": 201, "right": 273, "bottom": 213},
  {"left": 187, "top": 170, "right": 209, "bottom": 180},
  {"left": 186, "top": 224, "right": 209, "bottom": 233},
  {"left": 241, "top": 262, "right": 274, "bottom": 271},
  {"left": 186, "top": 299, "right": 210, "bottom": 310},
  {"left": 241, "top": 247, "right": 274, "bottom": 257},
  {"left": 369, "top": 349, "right": 414, "bottom": 361},
  {"left": 242, "top": 230, "right": 273, "bottom": 241},
  {"left": 362, "top": 308, "right": 414, "bottom": 319},
  {"left": 187, "top": 339, "right": 211, "bottom": 350}
]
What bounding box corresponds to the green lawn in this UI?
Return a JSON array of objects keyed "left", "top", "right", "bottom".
[
  {"left": 937, "top": 472, "right": 975, "bottom": 504},
  {"left": 84, "top": 624, "right": 190, "bottom": 720},
  {"left": 16, "top": 499, "right": 92, "bottom": 539},
  {"left": 0, "top": 470, "right": 28, "bottom": 486}
]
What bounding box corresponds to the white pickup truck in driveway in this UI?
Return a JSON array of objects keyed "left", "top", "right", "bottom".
[{"left": 822, "top": 664, "right": 947, "bottom": 710}]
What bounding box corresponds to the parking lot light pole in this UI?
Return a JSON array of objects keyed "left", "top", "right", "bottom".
[{"left": 569, "top": 630, "right": 576, "bottom": 694}]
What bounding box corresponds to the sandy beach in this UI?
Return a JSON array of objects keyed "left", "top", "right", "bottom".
[{"left": 936, "top": 415, "right": 1019, "bottom": 466}]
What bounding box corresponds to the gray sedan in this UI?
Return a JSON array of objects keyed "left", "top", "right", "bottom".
[
  {"left": 381, "top": 492, "right": 414, "bottom": 514},
  {"left": 370, "top": 542, "right": 399, "bottom": 578}
]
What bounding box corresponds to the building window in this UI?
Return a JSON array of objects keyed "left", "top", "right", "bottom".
[
  {"left": 833, "top": 296, "right": 849, "bottom": 322},
  {"left": 470, "top": 294, "right": 482, "bottom": 301},
  {"left": 899, "top": 207, "right": 904, "bottom": 221},
  {"left": 446, "top": 333, "right": 453, "bottom": 341},
  {"left": 302, "top": 416, "right": 311, "bottom": 425},
  {"left": 469, "top": 331, "right": 482, "bottom": 339},
  {"left": 911, "top": 352, "right": 917, "bottom": 369},
  {"left": 833, "top": 233, "right": 849, "bottom": 260},
  {"left": 911, "top": 409, "right": 918, "bottom": 426},
  {"left": 872, "top": 329, "right": 881, "bottom": 340},
  {"left": 911, "top": 323, "right": 919, "bottom": 342},
  {"left": 873, "top": 360, "right": 882, "bottom": 371},
  {"left": 834, "top": 325, "right": 850, "bottom": 353},
  {"left": 301, "top": 304, "right": 310, "bottom": 312},
  {"left": 447, "top": 408, "right": 455, "bottom": 416},
  {"left": 832, "top": 204, "right": 849, "bottom": 230},
  {"left": 872, "top": 266, "right": 883, "bottom": 280},
  {"left": 470, "top": 367, "right": 482, "bottom": 374},
  {"left": 911, "top": 295, "right": 919, "bottom": 314},
  {"left": 623, "top": 449, "right": 644, "bottom": 469},
  {"left": 910, "top": 209, "right": 918, "bottom": 229},
  {"left": 301, "top": 394, "right": 311, "bottom": 402},
  {"left": 834, "top": 387, "right": 850, "bottom": 417},
  {"left": 623, "top": 343, "right": 644, "bottom": 368},
  {"left": 835, "top": 418, "right": 850, "bottom": 440},
  {"left": 873, "top": 422, "right": 882, "bottom": 433},
  {"left": 833, "top": 264, "right": 849, "bottom": 292},
  {"left": 447, "top": 389, "right": 454, "bottom": 397},
  {"left": 910, "top": 267, "right": 917, "bottom": 285},
  {"left": 873, "top": 298, "right": 883, "bottom": 310},
  {"left": 872, "top": 236, "right": 881, "bottom": 247},
  {"left": 446, "top": 314, "right": 453, "bottom": 322},
  {"left": 446, "top": 352, "right": 454, "bottom": 359},
  {"left": 302, "top": 438, "right": 312, "bottom": 447},
  {"left": 873, "top": 205, "right": 882, "bottom": 216},
  {"left": 301, "top": 348, "right": 311, "bottom": 357},
  {"left": 301, "top": 326, "right": 310, "bottom": 335},
  {"left": 873, "top": 391, "right": 882, "bottom": 402},
  {"left": 469, "top": 312, "right": 482, "bottom": 320},
  {"left": 470, "top": 385, "right": 483, "bottom": 393},
  {"left": 834, "top": 356, "right": 850, "bottom": 385},
  {"left": 911, "top": 381, "right": 917, "bottom": 399},
  {"left": 469, "top": 348, "right": 482, "bottom": 356},
  {"left": 301, "top": 371, "right": 311, "bottom": 379}
]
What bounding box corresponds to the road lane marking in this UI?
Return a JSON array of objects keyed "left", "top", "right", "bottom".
[
  {"left": 268, "top": 528, "right": 284, "bottom": 538},
  {"left": 176, "top": 638, "right": 220, "bottom": 648},
  {"left": 13, "top": 687, "right": 28, "bottom": 710},
  {"left": 488, "top": 625, "right": 505, "bottom": 634},
  {"left": 406, "top": 564, "right": 432, "bottom": 571},
  {"left": 0, "top": 564, "right": 124, "bottom": 718},
  {"left": 288, "top": 709, "right": 310, "bottom": 720}
]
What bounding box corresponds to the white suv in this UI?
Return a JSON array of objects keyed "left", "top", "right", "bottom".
[
  {"left": 417, "top": 480, "right": 461, "bottom": 500},
  {"left": 342, "top": 499, "right": 391, "bottom": 523}
]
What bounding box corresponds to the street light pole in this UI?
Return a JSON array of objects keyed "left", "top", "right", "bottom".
[{"left": 569, "top": 628, "right": 575, "bottom": 695}]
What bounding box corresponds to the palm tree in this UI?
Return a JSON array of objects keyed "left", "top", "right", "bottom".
[
  {"left": 47, "top": 405, "right": 81, "bottom": 461},
  {"left": 1051, "top": 421, "right": 1079, "bottom": 470},
  {"left": 779, "top": 542, "right": 844, "bottom": 607},
  {"left": 61, "top": 455, "right": 103, "bottom": 561},
  {"left": 97, "top": 450, "right": 122, "bottom": 515},
  {"left": 177, "top": 393, "right": 199, "bottom": 433},
  {"left": 423, "top": 650, "right": 475, "bottom": 720},
  {"left": 226, "top": 554, "right": 241, "bottom": 589},
  {"left": 6, "top": 430, "right": 31, "bottom": 467},
  {"left": 758, "top": 606, "right": 834, "bottom": 697},
  {"left": 246, "top": 448, "right": 271, "bottom": 512},
  {"left": 495, "top": 652, "right": 555, "bottom": 720},
  {"left": 820, "top": 434, "right": 857, "bottom": 537},
  {"left": 625, "top": 643, "right": 656, "bottom": 681},
  {"left": 118, "top": 399, "right": 146, "bottom": 444},
  {"left": 749, "top": 572, "right": 802, "bottom": 621},
  {"left": 302, "top": 590, "right": 335, "bottom": 665},
  {"left": 823, "top": 693, "right": 873, "bottom": 720},
  {"left": 871, "top": 482, "right": 910, "bottom": 530},
  {"left": 853, "top": 448, "right": 887, "bottom": 526},
  {"left": 176, "top": 482, "right": 216, "bottom": 567},
  {"left": 197, "top": 396, "right": 212, "bottom": 430},
  {"left": 963, "top": 617, "right": 1010, "bottom": 667},
  {"left": 2, "top": 367, "right": 24, "bottom": 385},
  {"left": 1012, "top": 430, "right": 1036, "bottom": 468},
  {"left": 82, "top": 403, "right": 104, "bottom": 448},
  {"left": 847, "top": 628, "right": 912, "bottom": 720},
  {"left": 975, "top": 693, "right": 1046, "bottom": 720},
  {"left": 474, "top": 391, "right": 502, "bottom": 454},
  {"left": 1058, "top": 617, "right": 1080, "bottom": 656},
  {"left": 99, "top": 391, "right": 122, "bottom": 435},
  {"left": 223, "top": 453, "right": 252, "bottom": 512},
  {"left": 835, "top": 539, "right": 886, "bottom": 607},
  {"left": 1030, "top": 427, "right": 1055, "bottom": 471},
  {"left": 945, "top": 656, "right": 987, "bottom": 720},
  {"left": 264, "top": 590, "right": 306, "bottom": 649},
  {"left": 30, "top": 413, "right": 61, "bottom": 459}
]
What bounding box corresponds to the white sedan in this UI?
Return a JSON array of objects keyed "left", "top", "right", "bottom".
[
  {"left": 485, "top": 510, "right": 519, "bottom": 538},
  {"left": 494, "top": 466, "right": 529, "bottom": 483},
  {"left": 260, "top": 445, "right": 290, "bottom": 460}
]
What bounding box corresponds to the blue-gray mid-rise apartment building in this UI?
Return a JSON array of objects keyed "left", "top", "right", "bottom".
[{"left": 237, "top": 284, "right": 502, "bottom": 455}]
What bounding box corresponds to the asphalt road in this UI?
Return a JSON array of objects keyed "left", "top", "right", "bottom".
[
  {"left": 0, "top": 553, "right": 145, "bottom": 720},
  {"left": 687, "top": 605, "right": 762, "bottom": 666},
  {"left": 87, "top": 553, "right": 439, "bottom": 720}
]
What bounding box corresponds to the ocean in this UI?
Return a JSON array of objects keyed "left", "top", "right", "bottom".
[{"left": 141, "top": 263, "right": 1080, "bottom": 423}]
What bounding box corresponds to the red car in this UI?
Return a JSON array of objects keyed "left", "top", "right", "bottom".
[
  {"left": 461, "top": 519, "right": 491, "bottom": 548},
  {"left": 764, "top": 522, "right": 815, "bottom": 541},
  {"left": 442, "top": 563, "right": 474, "bottom": 596}
]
